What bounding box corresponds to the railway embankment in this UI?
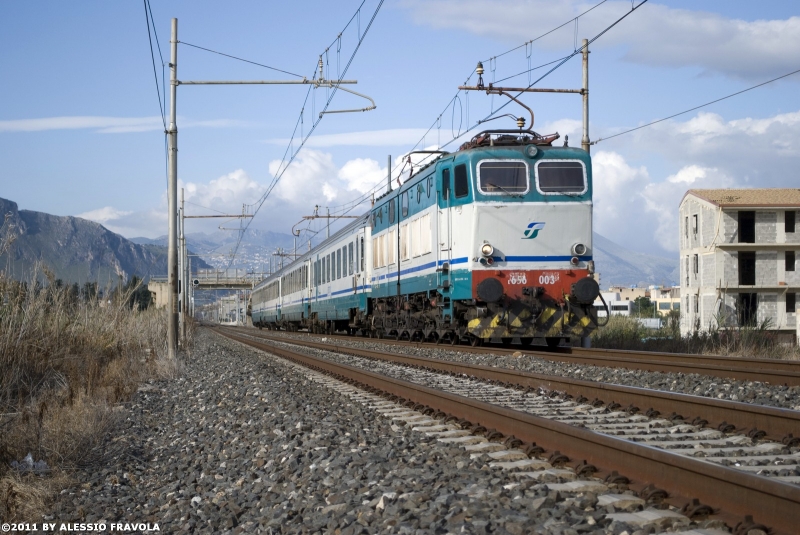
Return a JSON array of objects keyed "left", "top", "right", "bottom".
[{"left": 49, "top": 329, "right": 723, "bottom": 534}]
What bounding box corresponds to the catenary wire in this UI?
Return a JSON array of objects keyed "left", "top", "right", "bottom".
[
  {"left": 482, "top": 0, "right": 609, "bottom": 63},
  {"left": 225, "top": 0, "right": 385, "bottom": 268},
  {"left": 143, "top": 0, "right": 169, "bottom": 193},
  {"left": 179, "top": 41, "right": 305, "bottom": 79},
  {"left": 593, "top": 67, "right": 800, "bottom": 144}
]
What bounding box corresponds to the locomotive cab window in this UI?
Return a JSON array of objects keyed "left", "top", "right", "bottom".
[
  {"left": 535, "top": 160, "right": 586, "bottom": 194},
  {"left": 454, "top": 164, "right": 469, "bottom": 198},
  {"left": 441, "top": 168, "right": 451, "bottom": 200},
  {"left": 478, "top": 160, "right": 529, "bottom": 195}
]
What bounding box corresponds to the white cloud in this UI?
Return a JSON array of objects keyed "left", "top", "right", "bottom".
[
  {"left": 0, "top": 116, "right": 251, "bottom": 134},
  {"left": 400, "top": 1, "right": 800, "bottom": 80},
  {"left": 76, "top": 207, "right": 167, "bottom": 238},
  {"left": 339, "top": 158, "right": 386, "bottom": 194},
  {"left": 265, "top": 128, "right": 431, "bottom": 148},
  {"left": 182, "top": 169, "right": 266, "bottom": 213},
  {"left": 76, "top": 206, "right": 132, "bottom": 224},
  {"left": 592, "top": 108, "right": 800, "bottom": 253},
  {"left": 270, "top": 150, "right": 339, "bottom": 204}
]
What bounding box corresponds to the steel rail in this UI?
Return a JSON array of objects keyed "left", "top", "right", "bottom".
[
  {"left": 249, "top": 328, "right": 800, "bottom": 386},
  {"left": 213, "top": 327, "right": 800, "bottom": 535},
  {"left": 229, "top": 327, "right": 800, "bottom": 442}
]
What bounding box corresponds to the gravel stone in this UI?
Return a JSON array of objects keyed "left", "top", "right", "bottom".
[{"left": 49, "top": 329, "right": 725, "bottom": 533}]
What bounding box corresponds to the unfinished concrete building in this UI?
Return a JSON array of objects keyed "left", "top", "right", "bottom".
[{"left": 679, "top": 189, "right": 800, "bottom": 343}]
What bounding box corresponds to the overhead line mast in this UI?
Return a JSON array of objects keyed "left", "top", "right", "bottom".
[{"left": 165, "top": 18, "right": 370, "bottom": 357}]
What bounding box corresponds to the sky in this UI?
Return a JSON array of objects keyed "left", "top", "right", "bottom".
[{"left": 1, "top": 0, "right": 798, "bottom": 259}]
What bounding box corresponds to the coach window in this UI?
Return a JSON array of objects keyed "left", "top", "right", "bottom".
[
  {"left": 535, "top": 160, "right": 587, "bottom": 194},
  {"left": 327, "top": 254, "right": 331, "bottom": 282},
  {"left": 348, "top": 242, "right": 354, "bottom": 275},
  {"left": 427, "top": 177, "right": 433, "bottom": 198},
  {"left": 441, "top": 168, "right": 451, "bottom": 200},
  {"left": 454, "top": 164, "right": 469, "bottom": 198},
  {"left": 401, "top": 191, "right": 409, "bottom": 217},
  {"left": 389, "top": 199, "right": 396, "bottom": 224},
  {"left": 370, "top": 212, "right": 376, "bottom": 230},
  {"left": 360, "top": 237, "right": 365, "bottom": 271},
  {"left": 335, "top": 249, "right": 340, "bottom": 279},
  {"left": 478, "top": 160, "right": 529, "bottom": 195},
  {"left": 416, "top": 184, "right": 423, "bottom": 203}
]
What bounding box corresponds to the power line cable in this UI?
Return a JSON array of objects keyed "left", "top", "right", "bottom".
[
  {"left": 482, "top": 0, "right": 610, "bottom": 63},
  {"left": 179, "top": 41, "right": 306, "bottom": 79},
  {"left": 143, "top": 0, "right": 165, "bottom": 128},
  {"left": 143, "top": 0, "right": 170, "bottom": 194},
  {"left": 225, "top": 0, "right": 385, "bottom": 268},
  {"left": 593, "top": 67, "right": 800, "bottom": 144}
]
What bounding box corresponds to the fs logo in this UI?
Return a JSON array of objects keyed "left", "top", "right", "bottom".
[{"left": 522, "top": 222, "right": 545, "bottom": 239}]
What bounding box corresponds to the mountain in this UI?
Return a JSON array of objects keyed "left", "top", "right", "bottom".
[
  {"left": 593, "top": 232, "right": 679, "bottom": 288},
  {"left": 0, "top": 197, "right": 210, "bottom": 284},
  {"left": 131, "top": 229, "right": 298, "bottom": 273}
]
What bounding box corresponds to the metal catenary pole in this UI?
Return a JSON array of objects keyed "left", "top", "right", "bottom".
[
  {"left": 581, "top": 39, "right": 590, "bottom": 154},
  {"left": 167, "top": 18, "right": 179, "bottom": 359},
  {"left": 179, "top": 188, "right": 185, "bottom": 344}
]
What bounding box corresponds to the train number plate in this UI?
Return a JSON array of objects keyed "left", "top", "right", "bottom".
[
  {"left": 508, "top": 272, "right": 528, "bottom": 285},
  {"left": 537, "top": 272, "right": 560, "bottom": 285}
]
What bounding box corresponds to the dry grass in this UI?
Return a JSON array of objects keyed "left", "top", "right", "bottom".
[
  {"left": 0, "top": 258, "right": 185, "bottom": 522},
  {"left": 591, "top": 314, "right": 800, "bottom": 359}
]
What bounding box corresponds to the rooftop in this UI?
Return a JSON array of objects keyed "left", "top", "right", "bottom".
[{"left": 685, "top": 188, "right": 800, "bottom": 207}]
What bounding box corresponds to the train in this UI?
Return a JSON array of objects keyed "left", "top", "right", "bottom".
[{"left": 250, "top": 127, "right": 602, "bottom": 347}]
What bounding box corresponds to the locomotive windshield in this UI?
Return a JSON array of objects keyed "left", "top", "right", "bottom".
[
  {"left": 535, "top": 160, "right": 586, "bottom": 194},
  {"left": 478, "top": 160, "right": 529, "bottom": 195}
]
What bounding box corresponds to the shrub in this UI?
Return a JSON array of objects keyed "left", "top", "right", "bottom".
[{"left": 0, "top": 259, "right": 185, "bottom": 521}]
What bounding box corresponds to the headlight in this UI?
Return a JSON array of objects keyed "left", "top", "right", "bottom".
[
  {"left": 480, "top": 243, "right": 494, "bottom": 257},
  {"left": 572, "top": 243, "right": 587, "bottom": 256}
]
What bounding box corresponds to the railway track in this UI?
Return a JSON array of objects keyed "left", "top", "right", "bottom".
[
  {"left": 213, "top": 326, "right": 800, "bottom": 534},
  {"left": 251, "top": 327, "right": 800, "bottom": 387}
]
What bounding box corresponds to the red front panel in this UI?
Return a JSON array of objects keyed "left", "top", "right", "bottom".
[{"left": 472, "top": 269, "right": 591, "bottom": 303}]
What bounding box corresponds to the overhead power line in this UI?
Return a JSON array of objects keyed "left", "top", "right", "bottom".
[
  {"left": 593, "top": 67, "right": 800, "bottom": 144},
  {"left": 179, "top": 41, "right": 306, "bottom": 79},
  {"left": 225, "top": 0, "right": 385, "bottom": 268}
]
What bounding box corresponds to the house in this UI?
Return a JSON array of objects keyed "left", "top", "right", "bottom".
[
  {"left": 679, "top": 189, "right": 800, "bottom": 344},
  {"left": 650, "top": 285, "right": 681, "bottom": 316}
]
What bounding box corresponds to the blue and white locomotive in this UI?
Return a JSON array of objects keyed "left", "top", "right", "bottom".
[{"left": 250, "top": 127, "right": 601, "bottom": 346}]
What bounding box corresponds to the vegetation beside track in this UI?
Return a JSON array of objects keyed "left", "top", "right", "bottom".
[
  {"left": 592, "top": 314, "right": 800, "bottom": 359},
  {"left": 0, "top": 253, "right": 186, "bottom": 521}
]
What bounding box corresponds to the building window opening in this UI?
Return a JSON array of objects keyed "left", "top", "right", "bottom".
[
  {"left": 738, "top": 293, "right": 757, "bottom": 326},
  {"left": 787, "top": 211, "right": 796, "bottom": 233},
  {"left": 692, "top": 214, "right": 698, "bottom": 235},
  {"left": 787, "top": 293, "right": 796, "bottom": 313},
  {"left": 738, "top": 211, "right": 755, "bottom": 243},
  {"left": 787, "top": 250, "right": 796, "bottom": 272},
  {"left": 738, "top": 251, "right": 756, "bottom": 285}
]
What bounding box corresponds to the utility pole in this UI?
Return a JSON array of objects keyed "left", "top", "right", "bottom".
[
  {"left": 581, "top": 39, "right": 590, "bottom": 154},
  {"left": 167, "top": 18, "right": 179, "bottom": 359},
  {"left": 179, "top": 187, "right": 186, "bottom": 344},
  {"left": 163, "top": 18, "right": 371, "bottom": 352},
  {"left": 459, "top": 39, "right": 590, "bottom": 153}
]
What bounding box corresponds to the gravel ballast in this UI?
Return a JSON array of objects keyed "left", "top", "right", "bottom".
[{"left": 50, "top": 329, "right": 727, "bottom": 534}]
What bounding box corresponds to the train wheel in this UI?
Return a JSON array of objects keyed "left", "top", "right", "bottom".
[
  {"left": 520, "top": 337, "right": 533, "bottom": 347},
  {"left": 469, "top": 335, "right": 483, "bottom": 347},
  {"left": 500, "top": 337, "right": 512, "bottom": 347},
  {"left": 450, "top": 333, "right": 459, "bottom": 346},
  {"left": 545, "top": 337, "right": 562, "bottom": 348}
]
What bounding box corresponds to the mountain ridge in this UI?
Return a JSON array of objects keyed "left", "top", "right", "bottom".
[{"left": 0, "top": 197, "right": 210, "bottom": 284}]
